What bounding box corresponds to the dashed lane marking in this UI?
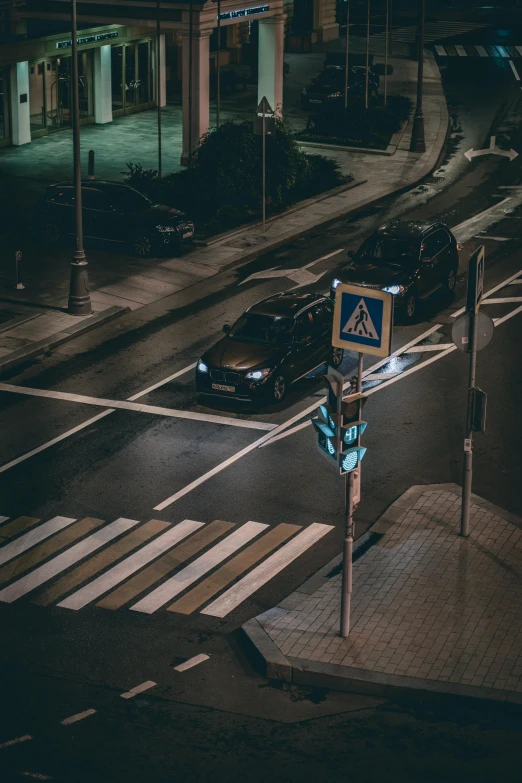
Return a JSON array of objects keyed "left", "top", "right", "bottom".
[
  {"left": 0, "top": 735, "right": 32, "bottom": 749},
  {"left": 60, "top": 709, "right": 96, "bottom": 726},
  {"left": 0, "top": 383, "right": 276, "bottom": 432},
  {"left": 120, "top": 681, "right": 156, "bottom": 699},
  {"left": 173, "top": 654, "right": 210, "bottom": 672}
]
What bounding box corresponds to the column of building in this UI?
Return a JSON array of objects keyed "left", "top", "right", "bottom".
[
  {"left": 313, "top": 0, "right": 339, "bottom": 43},
  {"left": 257, "top": 15, "right": 285, "bottom": 116},
  {"left": 9, "top": 62, "right": 31, "bottom": 146}
]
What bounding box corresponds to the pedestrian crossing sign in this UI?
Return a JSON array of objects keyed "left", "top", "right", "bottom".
[{"left": 332, "top": 283, "right": 393, "bottom": 357}]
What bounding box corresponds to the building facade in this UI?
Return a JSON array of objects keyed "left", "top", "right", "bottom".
[{"left": 0, "top": 0, "right": 339, "bottom": 161}]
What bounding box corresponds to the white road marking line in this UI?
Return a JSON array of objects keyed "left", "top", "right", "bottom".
[
  {"left": 259, "top": 420, "right": 311, "bottom": 448},
  {"left": 60, "top": 709, "right": 96, "bottom": 726},
  {"left": 0, "top": 734, "right": 32, "bottom": 749},
  {"left": 496, "top": 46, "right": 510, "bottom": 58},
  {"left": 455, "top": 45, "right": 467, "bottom": 57},
  {"left": 509, "top": 59, "right": 521, "bottom": 81},
  {"left": 482, "top": 297, "right": 522, "bottom": 304},
  {"left": 304, "top": 248, "right": 345, "bottom": 268},
  {"left": 434, "top": 45, "right": 446, "bottom": 56},
  {"left": 131, "top": 522, "right": 268, "bottom": 614},
  {"left": 120, "top": 681, "right": 157, "bottom": 699},
  {"left": 507, "top": 279, "right": 522, "bottom": 285},
  {"left": 127, "top": 363, "right": 197, "bottom": 400},
  {"left": 58, "top": 519, "right": 204, "bottom": 610},
  {"left": 516, "top": 46, "right": 522, "bottom": 57},
  {"left": 0, "top": 383, "right": 276, "bottom": 432},
  {"left": 202, "top": 523, "right": 334, "bottom": 618},
  {"left": 173, "top": 654, "right": 210, "bottom": 672},
  {"left": 0, "top": 516, "right": 76, "bottom": 567},
  {"left": 450, "top": 197, "right": 512, "bottom": 236},
  {"left": 451, "top": 267, "right": 522, "bottom": 317},
  {"left": 0, "top": 518, "right": 140, "bottom": 603},
  {"left": 476, "top": 235, "right": 510, "bottom": 241},
  {"left": 493, "top": 302, "right": 522, "bottom": 326},
  {"left": 0, "top": 411, "right": 114, "bottom": 475},
  {"left": 475, "top": 45, "right": 489, "bottom": 57},
  {"left": 405, "top": 343, "right": 454, "bottom": 353},
  {"left": 0, "top": 516, "right": 9, "bottom": 524},
  {"left": 20, "top": 773, "right": 52, "bottom": 780},
  {"left": 362, "top": 371, "right": 402, "bottom": 380}
]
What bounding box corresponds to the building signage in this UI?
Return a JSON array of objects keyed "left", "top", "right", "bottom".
[
  {"left": 218, "top": 5, "right": 269, "bottom": 22},
  {"left": 56, "top": 31, "right": 119, "bottom": 50}
]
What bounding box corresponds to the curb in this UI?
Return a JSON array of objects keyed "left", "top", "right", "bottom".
[
  {"left": 0, "top": 305, "right": 129, "bottom": 374},
  {"left": 296, "top": 115, "right": 410, "bottom": 157},
  {"left": 241, "top": 484, "right": 522, "bottom": 711}
]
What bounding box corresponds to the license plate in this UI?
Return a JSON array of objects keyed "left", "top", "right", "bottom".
[
  {"left": 212, "top": 383, "right": 235, "bottom": 392},
  {"left": 182, "top": 231, "right": 193, "bottom": 239}
]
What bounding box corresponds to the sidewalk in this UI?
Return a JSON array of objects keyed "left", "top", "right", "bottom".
[
  {"left": 0, "top": 46, "right": 448, "bottom": 372},
  {"left": 243, "top": 484, "right": 522, "bottom": 709}
]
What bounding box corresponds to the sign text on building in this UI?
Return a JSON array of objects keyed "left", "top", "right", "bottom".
[
  {"left": 218, "top": 5, "right": 269, "bottom": 22},
  {"left": 56, "top": 31, "right": 119, "bottom": 50}
]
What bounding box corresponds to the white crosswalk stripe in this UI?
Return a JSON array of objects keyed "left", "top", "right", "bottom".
[
  {"left": 0, "top": 516, "right": 76, "bottom": 567},
  {"left": 0, "top": 513, "right": 334, "bottom": 618},
  {"left": 434, "top": 43, "right": 522, "bottom": 58},
  {"left": 0, "top": 516, "right": 9, "bottom": 525},
  {"left": 371, "top": 21, "right": 489, "bottom": 43},
  {"left": 0, "top": 518, "right": 140, "bottom": 603}
]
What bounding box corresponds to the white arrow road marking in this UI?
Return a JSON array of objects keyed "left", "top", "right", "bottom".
[
  {"left": 464, "top": 136, "right": 518, "bottom": 162},
  {"left": 240, "top": 248, "right": 345, "bottom": 289}
]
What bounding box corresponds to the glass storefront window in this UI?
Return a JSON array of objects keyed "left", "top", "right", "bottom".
[
  {"left": 111, "top": 46, "right": 124, "bottom": 111},
  {"left": 137, "top": 42, "right": 150, "bottom": 105},
  {"left": 78, "top": 50, "right": 94, "bottom": 119},
  {"left": 125, "top": 44, "right": 136, "bottom": 109},
  {"left": 29, "top": 61, "right": 46, "bottom": 133}
]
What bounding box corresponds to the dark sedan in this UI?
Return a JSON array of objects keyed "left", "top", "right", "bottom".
[
  {"left": 33, "top": 181, "right": 195, "bottom": 257},
  {"left": 196, "top": 293, "right": 344, "bottom": 404},
  {"left": 330, "top": 220, "right": 460, "bottom": 321},
  {"left": 301, "top": 66, "right": 379, "bottom": 108}
]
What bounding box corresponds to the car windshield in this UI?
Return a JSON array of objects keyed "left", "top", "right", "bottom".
[
  {"left": 228, "top": 314, "right": 294, "bottom": 344},
  {"left": 107, "top": 186, "right": 152, "bottom": 212},
  {"left": 356, "top": 236, "right": 418, "bottom": 267}
]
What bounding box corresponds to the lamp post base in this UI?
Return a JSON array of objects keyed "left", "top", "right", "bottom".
[
  {"left": 68, "top": 256, "right": 92, "bottom": 316},
  {"left": 410, "top": 112, "right": 426, "bottom": 153}
]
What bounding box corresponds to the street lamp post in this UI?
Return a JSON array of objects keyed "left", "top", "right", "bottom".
[
  {"left": 156, "top": 0, "right": 162, "bottom": 176},
  {"left": 344, "top": 0, "right": 350, "bottom": 111},
  {"left": 67, "top": 0, "right": 92, "bottom": 315},
  {"left": 217, "top": 0, "right": 221, "bottom": 127},
  {"left": 409, "top": 0, "right": 426, "bottom": 153}
]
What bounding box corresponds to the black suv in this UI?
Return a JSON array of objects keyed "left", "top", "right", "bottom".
[
  {"left": 34, "top": 181, "right": 195, "bottom": 257},
  {"left": 196, "top": 293, "right": 344, "bottom": 404},
  {"left": 301, "top": 66, "right": 379, "bottom": 108},
  {"left": 330, "top": 220, "right": 460, "bottom": 321}
]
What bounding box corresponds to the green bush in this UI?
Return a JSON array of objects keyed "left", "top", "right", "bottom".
[{"left": 122, "top": 117, "right": 348, "bottom": 236}]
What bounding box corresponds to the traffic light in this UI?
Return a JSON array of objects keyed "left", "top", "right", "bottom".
[
  {"left": 312, "top": 370, "right": 343, "bottom": 465},
  {"left": 339, "top": 393, "right": 367, "bottom": 475}
]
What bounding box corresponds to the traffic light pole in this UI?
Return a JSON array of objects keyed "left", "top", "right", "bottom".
[
  {"left": 340, "top": 352, "right": 363, "bottom": 638},
  {"left": 461, "top": 308, "right": 478, "bottom": 537}
]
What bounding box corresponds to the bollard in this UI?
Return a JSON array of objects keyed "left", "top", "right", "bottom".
[
  {"left": 87, "top": 149, "right": 95, "bottom": 180},
  {"left": 15, "top": 250, "right": 24, "bottom": 290}
]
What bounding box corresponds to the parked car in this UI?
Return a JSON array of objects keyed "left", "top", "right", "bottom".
[
  {"left": 301, "top": 66, "right": 379, "bottom": 108},
  {"left": 33, "top": 180, "right": 195, "bottom": 257},
  {"left": 195, "top": 293, "right": 344, "bottom": 404},
  {"left": 330, "top": 220, "right": 460, "bottom": 321}
]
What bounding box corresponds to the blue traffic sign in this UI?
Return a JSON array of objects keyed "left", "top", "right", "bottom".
[{"left": 332, "top": 284, "right": 393, "bottom": 358}]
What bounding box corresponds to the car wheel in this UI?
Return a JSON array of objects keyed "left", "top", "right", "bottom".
[
  {"left": 132, "top": 234, "right": 153, "bottom": 257},
  {"left": 331, "top": 346, "right": 344, "bottom": 368},
  {"left": 42, "top": 223, "right": 61, "bottom": 244},
  {"left": 403, "top": 289, "right": 418, "bottom": 321},
  {"left": 271, "top": 373, "right": 287, "bottom": 403},
  {"left": 445, "top": 265, "right": 458, "bottom": 293}
]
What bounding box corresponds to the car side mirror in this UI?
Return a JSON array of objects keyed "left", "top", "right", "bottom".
[
  {"left": 223, "top": 324, "right": 231, "bottom": 334},
  {"left": 347, "top": 250, "right": 356, "bottom": 259}
]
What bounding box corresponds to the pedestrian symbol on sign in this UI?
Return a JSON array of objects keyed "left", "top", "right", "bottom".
[{"left": 342, "top": 298, "right": 378, "bottom": 340}]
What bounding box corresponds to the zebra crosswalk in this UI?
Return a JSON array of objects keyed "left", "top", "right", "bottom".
[
  {"left": 370, "top": 20, "right": 489, "bottom": 43},
  {"left": 0, "top": 513, "right": 333, "bottom": 618},
  {"left": 433, "top": 43, "right": 522, "bottom": 58}
]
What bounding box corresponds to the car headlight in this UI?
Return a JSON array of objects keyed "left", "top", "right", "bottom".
[
  {"left": 245, "top": 368, "right": 271, "bottom": 381},
  {"left": 156, "top": 225, "right": 176, "bottom": 232},
  {"left": 382, "top": 285, "right": 405, "bottom": 295},
  {"left": 327, "top": 91, "right": 342, "bottom": 98},
  {"left": 197, "top": 360, "right": 209, "bottom": 373},
  {"left": 331, "top": 278, "right": 342, "bottom": 289}
]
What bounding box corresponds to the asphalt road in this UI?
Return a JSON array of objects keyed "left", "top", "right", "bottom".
[{"left": 1, "top": 33, "right": 522, "bottom": 783}]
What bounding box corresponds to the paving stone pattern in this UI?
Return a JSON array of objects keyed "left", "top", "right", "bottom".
[{"left": 262, "top": 488, "right": 522, "bottom": 693}]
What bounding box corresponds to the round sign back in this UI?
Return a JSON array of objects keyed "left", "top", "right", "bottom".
[{"left": 451, "top": 311, "right": 495, "bottom": 353}]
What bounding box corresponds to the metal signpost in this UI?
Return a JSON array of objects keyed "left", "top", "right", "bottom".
[
  {"left": 452, "top": 245, "right": 493, "bottom": 537},
  {"left": 313, "top": 283, "right": 393, "bottom": 637},
  {"left": 15, "top": 250, "right": 24, "bottom": 290},
  {"left": 253, "top": 97, "right": 275, "bottom": 233}
]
